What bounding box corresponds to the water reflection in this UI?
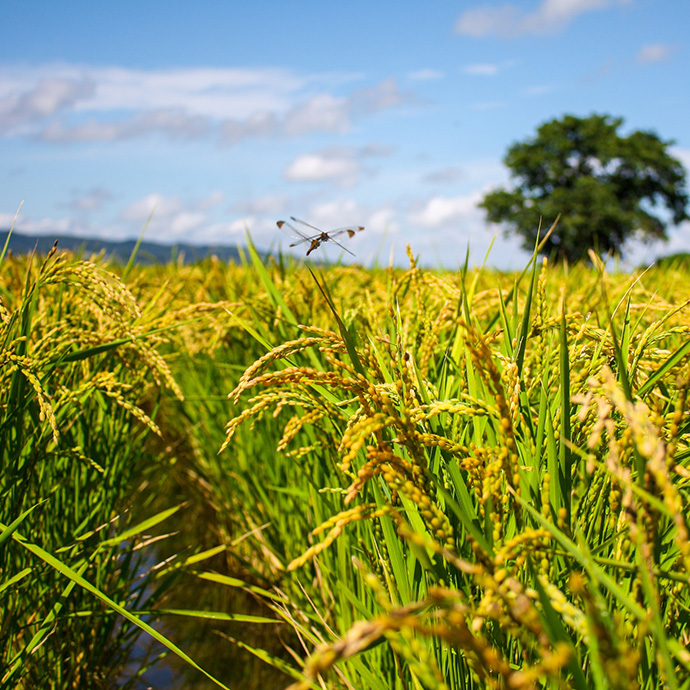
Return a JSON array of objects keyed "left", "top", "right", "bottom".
[{"left": 122, "top": 469, "right": 295, "bottom": 689}]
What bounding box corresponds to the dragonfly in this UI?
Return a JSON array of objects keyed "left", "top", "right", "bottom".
[{"left": 277, "top": 216, "right": 364, "bottom": 257}]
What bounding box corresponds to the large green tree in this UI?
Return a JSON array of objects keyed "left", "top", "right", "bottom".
[{"left": 480, "top": 114, "right": 689, "bottom": 262}]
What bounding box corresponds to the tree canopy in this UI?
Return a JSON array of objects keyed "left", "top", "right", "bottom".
[{"left": 480, "top": 114, "right": 689, "bottom": 262}]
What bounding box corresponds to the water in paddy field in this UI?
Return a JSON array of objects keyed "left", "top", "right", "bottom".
[
  {"left": 118, "top": 473, "right": 295, "bottom": 688},
  {"left": 122, "top": 599, "right": 292, "bottom": 690},
  {"left": 119, "top": 548, "right": 294, "bottom": 689}
]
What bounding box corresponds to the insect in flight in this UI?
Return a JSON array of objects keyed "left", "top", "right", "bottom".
[{"left": 277, "top": 217, "right": 364, "bottom": 257}]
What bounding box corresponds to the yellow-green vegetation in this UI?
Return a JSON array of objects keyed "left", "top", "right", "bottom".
[
  {"left": 2, "top": 235, "right": 690, "bottom": 690},
  {"left": 0, "top": 243, "right": 245, "bottom": 689}
]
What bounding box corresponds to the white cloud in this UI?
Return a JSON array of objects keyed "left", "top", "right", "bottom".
[
  {"left": 284, "top": 145, "right": 391, "bottom": 188},
  {"left": 38, "top": 108, "right": 211, "bottom": 142},
  {"left": 455, "top": 0, "right": 630, "bottom": 38},
  {"left": 671, "top": 147, "right": 690, "bottom": 171},
  {"left": 615, "top": 219, "right": 690, "bottom": 270},
  {"left": 233, "top": 194, "right": 287, "bottom": 216},
  {"left": 0, "top": 212, "right": 72, "bottom": 236},
  {"left": 284, "top": 152, "right": 360, "bottom": 185},
  {"left": 353, "top": 77, "right": 412, "bottom": 113},
  {"left": 306, "top": 199, "right": 365, "bottom": 234},
  {"left": 107, "top": 191, "right": 261, "bottom": 244},
  {"left": 219, "top": 110, "right": 280, "bottom": 143},
  {"left": 284, "top": 199, "right": 397, "bottom": 240},
  {"left": 409, "top": 191, "right": 484, "bottom": 229},
  {"left": 463, "top": 63, "right": 500, "bottom": 76},
  {"left": 283, "top": 93, "right": 351, "bottom": 136},
  {"left": 662, "top": 221, "right": 690, "bottom": 255},
  {"left": 170, "top": 211, "right": 206, "bottom": 235},
  {"left": 119, "top": 192, "right": 217, "bottom": 241},
  {"left": 280, "top": 78, "right": 412, "bottom": 139},
  {"left": 120, "top": 193, "right": 182, "bottom": 224},
  {"left": 0, "top": 78, "right": 95, "bottom": 133},
  {"left": 463, "top": 60, "right": 517, "bottom": 77},
  {"left": 467, "top": 60, "right": 518, "bottom": 78},
  {"left": 60, "top": 187, "right": 114, "bottom": 212},
  {"left": 198, "top": 191, "right": 225, "bottom": 211},
  {"left": 402, "top": 189, "right": 533, "bottom": 269},
  {"left": 223, "top": 217, "right": 256, "bottom": 235},
  {"left": 423, "top": 167, "right": 465, "bottom": 185},
  {"left": 367, "top": 206, "right": 399, "bottom": 235},
  {"left": 522, "top": 84, "right": 557, "bottom": 96},
  {"left": 1, "top": 65, "right": 414, "bottom": 145},
  {"left": 636, "top": 43, "right": 673, "bottom": 65},
  {"left": 1, "top": 201, "right": 251, "bottom": 247},
  {"left": 407, "top": 69, "right": 444, "bottom": 81},
  {"left": 20, "top": 66, "right": 302, "bottom": 118},
  {"left": 456, "top": 5, "right": 518, "bottom": 38}
]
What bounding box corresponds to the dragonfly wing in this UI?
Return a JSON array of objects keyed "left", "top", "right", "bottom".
[
  {"left": 290, "top": 217, "right": 322, "bottom": 234},
  {"left": 324, "top": 226, "right": 364, "bottom": 255},
  {"left": 279, "top": 218, "right": 363, "bottom": 256},
  {"left": 325, "top": 235, "right": 356, "bottom": 256},
  {"left": 326, "top": 226, "right": 364, "bottom": 239},
  {"left": 277, "top": 219, "right": 312, "bottom": 246}
]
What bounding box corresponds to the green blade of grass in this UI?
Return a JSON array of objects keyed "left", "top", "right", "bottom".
[
  {"left": 122, "top": 207, "right": 155, "bottom": 283},
  {"left": 196, "top": 572, "right": 287, "bottom": 603},
  {"left": 559, "top": 290, "right": 572, "bottom": 522},
  {"left": 98, "top": 504, "right": 183, "bottom": 547},
  {"left": 2, "top": 522, "right": 233, "bottom": 690},
  {"left": 307, "top": 266, "right": 365, "bottom": 377},
  {"left": 0, "top": 499, "right": 46, "bottom": 549},
  {"left": 0, "top": 200, "right": 24, "bottom": 264},
  {"left": 638, "top": 338, "right": 690, "bottom": 398},
  {"left": 510, "top": 492, "right": 647, "bottom": 621},
  {"left": 529, "top": 562, "right": 589, "bottom": 690}
]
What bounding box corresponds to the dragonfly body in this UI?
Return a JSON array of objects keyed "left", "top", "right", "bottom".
[
  {"left": 306, "top": 232, "right": 330, "bottom": 256},
  {"left": 277, "top": 217, "right": 364, "bottom": 256}
]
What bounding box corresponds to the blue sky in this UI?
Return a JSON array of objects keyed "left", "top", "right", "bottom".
[{"left": 1, "top": 0, "right": 688, "bottom": 268}]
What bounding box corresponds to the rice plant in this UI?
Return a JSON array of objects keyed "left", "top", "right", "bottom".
[
  {"left": 0, "top": 246, "right": 233, "bottom": 689},
  {"left": 215, "top": 244, "right": 690, "bottom": 689},
  {"left": 2, "top": 235, "right": 688, "bottom": 689}
]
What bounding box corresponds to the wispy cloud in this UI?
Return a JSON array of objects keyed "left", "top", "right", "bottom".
[
  {"left": 120, "top": 193, "right": 185, "bottom": 224},
  {"left": 0, "top": 77, "right": 95, "bottom": 132},
  {"left": 119, "top": 191, "right": 233, "bottom": 241},
  {"left": 671, "top": 147, "right": 690, "bottom": 171},
  {"left": 636, "top": 43, "right": 674, "bottom": 64},
  {"left": 407, "top": 69, "right": 444, "bottom": 81},
  {"left": 284, "top": 144, "right": 392, "bottom": 188},
  {"left": 37, "top": 108, "right": 212, "bottom": 143},
  {"left": 455, "top": 0, "right": 630, "bottom": 38},
  {"left": 463, "top": 63, "right": 501, "bottom": 77},
  {"left": 305, "top": 198, "right": 395, "bottom": 240},
  {"left": 522, "top": 84, "right": 557, "bottom": 96},
  {"left": 0, "top": 65, "right": 414, "bottom": 145},
  {"left": 462, "top": 60, "right": 515, "bottom": 76},
  {"left": 284, "top": 150, "right": 361, "bottom": 186},
  {"left": 408, "top": 190, "right": 484, "bottom": 228},
  {"left": 59, "top": 187, "right": 114, "bottom": 212},
  {"left": 232, "top": 193, "right": 288, "bottom": 217},
  {"left": 422, "top": 167, "right": 465, "bottom": 185},
  {"left": 0, "top": 211, "right": 74, "bottom": 236}
]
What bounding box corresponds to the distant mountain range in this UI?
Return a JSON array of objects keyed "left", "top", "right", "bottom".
[{"left": 0, "top": 230, "right": 256, "bottom": 264}]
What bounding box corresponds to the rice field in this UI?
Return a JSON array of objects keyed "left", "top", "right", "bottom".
[{"left": 1, "top": 234, "right": 689, "bottom": 689}]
